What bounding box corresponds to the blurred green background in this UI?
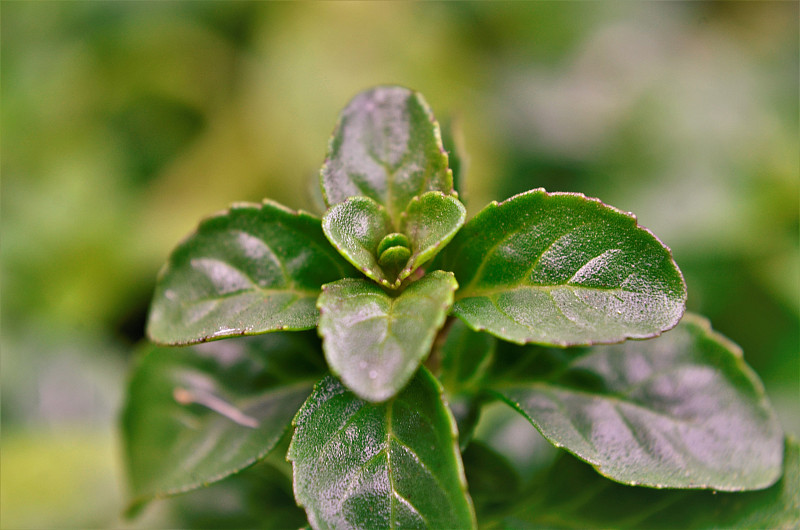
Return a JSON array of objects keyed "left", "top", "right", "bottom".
[{"left": 2, "top": 2, "right": 797, "bottom": 528}]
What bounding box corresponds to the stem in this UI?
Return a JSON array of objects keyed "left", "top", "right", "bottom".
[{"left": 425, "top": 315, "right": 456, "bottom": 377}]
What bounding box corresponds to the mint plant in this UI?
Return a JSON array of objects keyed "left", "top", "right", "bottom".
[{"left": 123, "top": 86, "right": 792, "bottom": 528}]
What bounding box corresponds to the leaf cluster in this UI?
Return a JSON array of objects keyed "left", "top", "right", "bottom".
[{"left": 123, "top": 86, "right": 793, "bottom": 528}]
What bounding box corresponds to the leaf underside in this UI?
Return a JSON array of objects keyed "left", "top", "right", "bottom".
[
  {"left": 317, "top": 271, "right": 458, "bottom": 402},
  {"left": 320, "top": 86, "right": 454, "bottom": 225},
  {"left": 147, "top": 200, "right": 356, "bottom": 345},
  {"left": 122, "top": 333, "right": 322, "bottom": 512},
  {"left": 492, "top": 313, "right": 784, "bottom": 491},
  {"left": 288, "top": 369, "right": 476, "bottom": 530},
  {"left": 441, "top": 189, "right": 687, "bottom": 346}
]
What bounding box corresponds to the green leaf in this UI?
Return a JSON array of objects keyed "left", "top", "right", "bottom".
[
  {"left": 323, "top": 192, "right": 465, "bottom": 289},
  {"left": 317, "top": 271, "right": 458, "bottom": 402},
  {"left": 441, "top": 189, "right": 686, "bottom": 346},
  {"left": 287, "top": 369, "right": 476, "bottom": 530},
  {"left": 122, "top": 333, "right": 322, "bottom": 512},
  {"left": 400, "top": 191, "right": 466, "bottom": 281},
  {"left": 172, "top": 460, "right": 308, "bottom": 530},
  {"left": 322, "top": 196, "right": 396, "bottom": 287},
  {"left": 439, "top": 317, "right": 496, "bottom": 395},
  {"left": 494, "top": 438, "right": 799, "bottom": 529},
  {"left": 147, "top": 200, "right": 357, "bottom": 345},
  {"left": 438, "top": 318, "right": 496, "bottom": 449},
  {"left": 320, "top": 86, "right": 454, "bottom": 226},
  {"left": 461, "top": 441, "right": 522, "bottom": 521},
  {"left": 440, "top": 116, "right": 467, "bottom": 200},
  {"left": 491, "top": 314, "right": 784, "bottom": 491}
]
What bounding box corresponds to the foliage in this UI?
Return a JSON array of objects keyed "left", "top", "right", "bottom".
[{"left": 122, "top": 86, "right": 792, "bottom": 528}]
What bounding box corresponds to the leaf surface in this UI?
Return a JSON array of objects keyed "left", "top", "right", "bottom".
[
  {"left": 320, "top": 86, "right": 454, "bottom": 225},
  {"left": 148, "top": 201, "right": 357, "bottom": 345},
  {"left": 317, "top": 271, "right": 457, "bottom": 402},
  {"left": 323, "top": 193, "right": 465, "bottom": 289},
  {"left": 288, "top": 369, "right": 476, "bottom": 530},
  {"left": 492, "top": 314, "right": 784, "bottom": 491},
  {"left": 122, "top": 333, "right": 322, "bottom": 512},
  {"left": 492, "top": 438, "right": 799, "bottom": 529},
  {"left": 399, "top": 191, "right": 466, "bottom": 282},
  {"left": 441, "top": 189, "right": 686, "bottom": 346},
  {"left": 322, "top": 196, "right": 395, "bottom": 287}
]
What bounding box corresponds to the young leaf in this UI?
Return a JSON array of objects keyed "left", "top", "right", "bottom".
[
  {"left": 491, "top": 314, "right": 784, "bottom": 491},
  {"left": 320, "top": 86, "right": 454, "bottom": 225},
  {"left": 494, "top": 438, "right": 799, "bottom": 529},
  {"left": 322, "top": 195, "right": 396, "bottom": 287},
  {"left": 288, "top": 369, "right": 476, "bottom": 530},
  {"left": 317, "top": 271, "right": 458, "bottom": 402},
  {"left": 439, "top": 116, "right": 468, "bottom": 200},
  {"left": 441, "top": 189, "right": 686, "bottom": 346},
  {"left": 122, "top": 333, "right": 323, "bottom": 513},
  {"left": 323, "top": 192, "right": 466, "bottom": 289},
  {"left": 399, "top": 191, "right": 466, "bottom": 282},
  {"left": 147, "top": 201, "right": 357, "bottom": 345}
]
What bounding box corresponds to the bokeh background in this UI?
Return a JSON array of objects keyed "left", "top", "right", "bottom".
[{"left": 2, "top": 2, "right": 797, "bottom": 528}]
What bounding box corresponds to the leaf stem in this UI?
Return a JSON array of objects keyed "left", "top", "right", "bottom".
[{"left": 425, "top": 315, "right": 457, "bottom": 377}]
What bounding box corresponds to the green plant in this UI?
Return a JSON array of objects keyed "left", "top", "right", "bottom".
[{"left": 122, "top": 86, "right": 795, "bottom": 528}]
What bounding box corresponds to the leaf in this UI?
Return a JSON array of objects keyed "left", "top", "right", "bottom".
[
  {"left": 438, "top": 318, "right": 496, "bottom": 449},
  {"left": 461, "top": 441, "right": 522, "bottom": 520},
  {"left": 122, "top": 333, "right": 322, "bottom": 512},
  {"left": 323, "top": 192, "right": 465, "bottom": 289},
  {"left": 317, "top": 271, "right": 458, "bottom": 402},
  {"left": 440, "top": 116, "right": 468, "bottom": 200},
  {"left": 322, "top": 196, "right": 395, "bottom": 287},
  {"left": 491, "top": 313, "right": 784, "bottom": 491},
  {"left": 147, "top": 200, "right": 357, "bottom": 345},
  {"left": 172, "top": 460, "right": 308, "bottom": 530},
  {"left": 494, "top": 438, "right": 799, "bottom": 529},
  {"left": 287, "top": 369, "right": 476, "bottom": 530},
  {"left": 440, "top": 189, "right": 686, "bottom": 346},
  {"left": 320, "top": 86, "right": 454, "bottom": 226},
  {"left": 399, "top": 191, "right": 466, "bottom": 281},
  {"left": 439, "top": 317, "right": 496, "bottom": 395}
]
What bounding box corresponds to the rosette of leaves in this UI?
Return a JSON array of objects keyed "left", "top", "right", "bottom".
[{"left": 123, "top": 86, "right": 789, "bottom": 529}]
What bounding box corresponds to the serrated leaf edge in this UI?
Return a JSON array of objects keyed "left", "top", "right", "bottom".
[
  {"left": 447, "top": 188, "right": 687, "bottom": 346},
  {"left": 147, "top": 199, "right": 354, "bottom": 345},
  {"left": 319, "top": 86, "right": 455, "bottom": 210},
  {"left": 488, "top": 312, "right": 785, "bottom": 491}
]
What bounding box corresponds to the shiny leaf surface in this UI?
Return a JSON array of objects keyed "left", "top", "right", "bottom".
[
  {"left": 148, "top": 200, "right": 357, "bottom": 345},
  {"left": 399, "top": 191, "right": 466, "bottom": 282},
  {"left": 441, "top": 189, "right": 686, "bottom": 346},
  {"left": 320, "top": 86, "right": 454, "bottom": 226},
  {"left": 317, "top": 271, "right": 458, "bottom": 402},
  {"left": 493, "top": 438, "right": 799, "bottom": 529},
  {"left": 322, "top": 196, "right": 396, "bottom": 287},
  {"left": 122, "top": 333, "right": 323, "bottom": 512},
  {"left": 492, "top": 314, "right": 784, "bottom": 490},
  {"left": 288, "top": 369, "right": 476, "bottom": 530}
]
